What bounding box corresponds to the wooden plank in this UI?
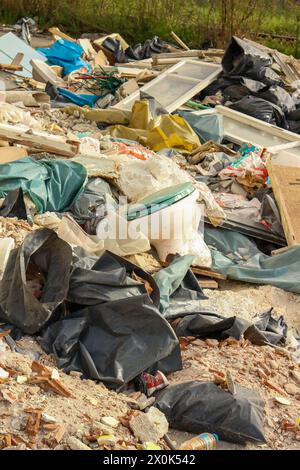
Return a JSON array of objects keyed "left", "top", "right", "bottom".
[
  {"left": 191, "top": 266, "right": 227, "bottom": 280},
  {"left": 272, "top": 51, "right": 299, "bottom": 83},
  {"left": 48, "top": 27, "right": 76, "bottom": 43},
  {"left": 78, "top": 38, "right": 96, "bottom": 61},
  {"left": 153, "top": 50, "right": 201, "bottom": 59},
  {"left": 271, "top": 245, "right": 292, "bottom": 256},
  {"left": 160, "top": 261, "right": 226, "bottom": 280},
  {"left": 170, "top": 31, "right": 190, "bottom": 51},
  {"left": 198, "top": 279, "right": 219, "bottom": 289},
  {"left": 153, "top": 57, "right": 200, "bottom": 66},
  {"left": 11, "top": 52, "right": 24, "bottom": 67},
  {"left": 267, "top": 162, "right": 300, "bottom": 245},
  {"left": 0, "top": 63, "right": 23, "bottom": 71},
  {"left": 0, "top": 123, "right": 79, "bottom": 157}
]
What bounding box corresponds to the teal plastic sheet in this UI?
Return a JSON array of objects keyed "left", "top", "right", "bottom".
[
  {"left": 204, "top": 226, "right": 300, "bottom": 294},
  {"left": 178, "top": 111, "right": 224, "bottom": 143},
  {"left": 0, "top": 157, "right": 87, "bottom": 213},
  {"left": 153, "top": 255, "right": 195, "bottom": 312}
]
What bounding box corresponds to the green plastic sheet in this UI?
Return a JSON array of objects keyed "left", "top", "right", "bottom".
[
  {"left": 178, "top": 110, "right": 224, "bottom": 144},
  {"left": 0, "top": 157, "right": 87, "bottom": 213},
  {"left": 204, "top": 226, "right": 300, "bottom": 294},
  {"left": 153, "top": 255, "right": 195, "bottom": 312}
]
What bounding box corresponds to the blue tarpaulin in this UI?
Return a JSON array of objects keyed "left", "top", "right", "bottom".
[{"left": 38, "top": 39, "right": 91, "bottom": 76}]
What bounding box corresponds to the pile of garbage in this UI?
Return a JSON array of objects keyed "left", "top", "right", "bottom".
[{"left": 0, "top": 23, "right": 300, "bottom": 451}]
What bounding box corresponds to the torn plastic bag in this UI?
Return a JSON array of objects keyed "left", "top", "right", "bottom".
[
  {"left": 39, "top": 295, "right": 181, "bottom": 389},
  {"left": 222, "top": 37, "right": 272, "bottom": 75},
  {"left": 260, "top": 193, "right": 285, "bottom": 237},
  {"left": 204, "top": 226, "right": 300, "bottom": 294},
  {"left": 222, "top": 36, "right": 282, "bottom": 86},
  {"left": 0, "top": 157, "right": 87, "bottom": 213},
  {"left": 103, "top": 36, "right": 168, "bottom": 63},
  {"left": 0, "top": 188, "right": 31, "bottom": 222},
  {"left": 67, "top": 250, "right": 160, "bottom": 308},
  {"left": 38, "top": 39, "right": 91, "bottom": 76},
  {"left": 0, "top": 238, "right": 14, "bottom": 281},
  {"left": 69, "top": 177, "right": 113, "bottom": 231},
  {"left": 178, "top": 111, "right": 224, "bottom": 143},
  {"left": 102, "top": 37, "right": 126, "bottom": 63},
  {"left": 200, "top": 75, "right": 266, "bottom": 99},
  {"left": 126, "top": 37, "right": 168, "bottom": 61},
  {"left": 155, "top": 381, "right": 266, "bottom": 444},
  {"left": 153, "top": 255, "right": 207, "bottom": 315},
  {"left": 246, "top": 308, "right": 288, "bottom": 346},
  {"left": 173, "top": 308, "right": 287, "bottom": 345},
  {"left": 107, "top": 101, "right": 201, "bottom": 154},
  {"left": 174, "top": 311, "right": 251, "bottom": 340},
  {"left": 223, "top": 84, "right": 250, "bottom": 101},
  {"left": 257, "top": 85, "right": 295, "bottom": 114},
  {"left": 287, "top": 120, "right": 300, "bottom": 134},
  {"left": 153, "top": 255, "right": 196, "bottom": 313},
  {"left": 96, "top": 198, "right": 151, "bottom": 257},
  {"left": 287, "top": 108, "right": 300, "bottom": 121},
  {"left": 0, "top": 229, "right": 72, "bottom": 334},
  {"left": 229, "top": 96, "right": 287, "bottom": 128}
]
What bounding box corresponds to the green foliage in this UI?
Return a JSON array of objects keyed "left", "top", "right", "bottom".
[{"left": 1, "top": 0, "right": 300, "bottom": 56}]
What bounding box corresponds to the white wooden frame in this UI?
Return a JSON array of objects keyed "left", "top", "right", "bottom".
[
  {"left": 114, "top": 59, "right": 222, "bottom": 113},
  {"left": 216, "top": 105, "right": 300, "bottom": 148}
]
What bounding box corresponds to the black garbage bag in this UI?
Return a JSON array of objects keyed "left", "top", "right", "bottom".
[
  {"left": 0, "top": 188, "right": 31, "bottom": 222},
  {"left": 174, "top": 311, "right": 251, "bottom": 339},
  {"left": 287, "top": 108, "right": 300, "bottom": 121},
  {"left": 102, "top": 38, "right": 127, "bottom": 63},
  {"left": 223, "top": 36, "right": 272, "bottom": 75},
  {"left": 0, "top": 229, "right": 72, "bottom": 334},
  {"left": 257, "top": 85, "right": 295, "bottom": 114},
  {"left": 222, "top": 36, "right": 282, "bottom": 86},
  {"left": 223, "top": 84, "right": 250, "bottom": 101},
  {"left": 229, "top": 96, "right": 287, "bottom": 127},
  {"left": 126, "top": 36, "right": 168, "bottom": 60},
  {"left": 68, "top": 250, "right": 160, "bottom": 308},
  {"left": 103, "top": 36, "right": 168, "bottom": 64},
  {"left": 155, "top": 381, "right": 266, "bottom": 444},
  {"left": 39, "top": 294, "right": 181, "bottom": 390},
  {"left": 287, "top": 120, "right": 300, "bottom": 134},
  {"left": 173, "top": 309, "right": 287, "bottom": 346},
  {"left": 200, "top": 75, "right": 266, "bottom": 100}
]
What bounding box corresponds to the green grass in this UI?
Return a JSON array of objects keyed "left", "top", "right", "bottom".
[{"left": 1, "top": 0, "right": 300, "bottom": 57}]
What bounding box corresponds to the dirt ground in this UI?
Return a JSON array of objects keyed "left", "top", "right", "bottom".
[
  {"left": 202, "top": 281, "right": 300, "bottom": 335},
  {"left": 0, "top": 281, "right": 300, "bottom": 451}
]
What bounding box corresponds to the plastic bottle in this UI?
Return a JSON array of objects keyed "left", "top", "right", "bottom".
[{"left": 179, "top": 433, "right": 219, "bottom": 451}]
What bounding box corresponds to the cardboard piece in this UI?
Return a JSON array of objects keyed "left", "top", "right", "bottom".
[{"left": 0, "top": 146, "right": 28, "bottom": 164}]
